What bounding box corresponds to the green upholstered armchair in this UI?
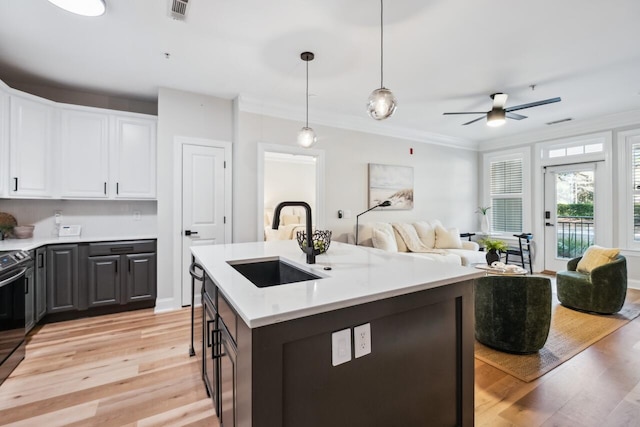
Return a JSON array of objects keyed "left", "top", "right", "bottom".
[
  {"left": 475, "top": 276, "right": 552, "bottom": 354},
  {"left": 556, "top": 255, "right": 627, "bottom": 314}
]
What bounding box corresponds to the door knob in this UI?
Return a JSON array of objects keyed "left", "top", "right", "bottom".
[
  {"left": 185, "top": 230, "right": 199, "bottom": 236},
  {"left": 545, "top": 222, "right": 554, "bottom": 226}
]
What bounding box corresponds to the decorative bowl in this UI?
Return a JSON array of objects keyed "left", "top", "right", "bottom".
[
  {"left": 296, "top": 230, "right": 332, "bottom": 254},
  {"left": 13, "top": 225, "right": 35, "bottom": 239}
]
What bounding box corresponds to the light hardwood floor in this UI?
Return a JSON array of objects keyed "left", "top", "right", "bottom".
[{"left": 1, "top": 291, "right": 640, "bottom": 426}]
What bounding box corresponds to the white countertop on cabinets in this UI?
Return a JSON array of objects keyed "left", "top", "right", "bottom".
[
  {"left": 191, "top": 240, "right": 483, "bottom": 329},
  {"left": 0, "top": 235, "right": 158, "bottom": 251}
]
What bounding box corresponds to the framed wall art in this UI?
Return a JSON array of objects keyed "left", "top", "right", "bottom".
[{"left": 368, "top": 163, "right": 414, "bottom": 210}]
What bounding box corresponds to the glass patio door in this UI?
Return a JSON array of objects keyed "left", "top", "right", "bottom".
[{"left": 544, "top": 163, "right": 599, "bottom": 272}]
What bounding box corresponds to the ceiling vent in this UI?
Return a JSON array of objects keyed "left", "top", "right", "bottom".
[
  {"left": 546, "top": 118, "right": 573, "bottom": 125},
  {"left": 170, "top": 0, "right": 189, "bottom": 20}
]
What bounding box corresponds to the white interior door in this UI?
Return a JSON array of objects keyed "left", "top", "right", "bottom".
[
  {"left": 544, "top": 163, "right": 601, "bottom": 272},
  {"left": 182, "top": 144, "right": 226, "bottom": 306}
]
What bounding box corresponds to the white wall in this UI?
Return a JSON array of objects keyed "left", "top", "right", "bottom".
[
  {"left": 0, "top": 199, "right": 156, "bottom": 238},
  {"left": 156, "top": 87, "right": 233, "bottom": 310},
  {"left": 235, "top": 111, "right": 480, "bottom": 244}
]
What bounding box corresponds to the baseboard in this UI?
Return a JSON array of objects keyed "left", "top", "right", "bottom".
[
  {"left": 154, "top": 297, "right": 179, "bottom": 313},
  {"left": 628, "top": 279, "right": 640, "bottom": 290}
]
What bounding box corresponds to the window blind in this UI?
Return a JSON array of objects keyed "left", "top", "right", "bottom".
[
  {"left": 633, "top": 143, "right": 640, "bottom": 240},
  {"left": 490, "top": 158, "right": 523, "bottom": 233}
]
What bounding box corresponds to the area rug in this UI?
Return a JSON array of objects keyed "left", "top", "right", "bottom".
[{"left": 474, "top": 296, "right": 640, "bottom": 382}]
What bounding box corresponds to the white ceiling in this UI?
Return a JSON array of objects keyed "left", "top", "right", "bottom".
[{"left": 1, "top": 0, "right": 640, "bottom": 146}]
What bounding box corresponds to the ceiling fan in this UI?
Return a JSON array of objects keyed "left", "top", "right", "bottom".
[{"left": 443, "top": 93, "right": 561, "bottom": 127}]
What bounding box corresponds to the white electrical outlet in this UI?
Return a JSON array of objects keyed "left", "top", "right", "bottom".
[
  {"left": 331, "top": 329, "right": 352, "bottom": 366},
  {"left": 344, "top": 210, "right": 352, "bottom": 219},
  {"left": 133, "top": 211, "right": 141, "bottom": 221},
  {"left": 54, "top": 211, "right": 62, "bottom": 224},
  {"left": 354, "top": 323, "right": 372, "bottom": 358}
]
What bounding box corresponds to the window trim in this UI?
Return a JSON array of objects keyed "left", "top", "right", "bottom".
[
  {"left": 618, "top": 128, "right": 640, "bottom": 250},
  {"left": 482, "top": 147, "right": 531, "bottom": 237}
]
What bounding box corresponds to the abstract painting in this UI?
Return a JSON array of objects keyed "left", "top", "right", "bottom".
[{"left": 368, "top": 163, "right": 414, "bottom": 210}]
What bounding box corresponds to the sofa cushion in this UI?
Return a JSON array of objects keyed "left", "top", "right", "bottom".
[
  {"left": 446, "top": 248, "right": 487, "bottom": 266},
  {"left": 413, "top": 221, "right": 436, "bottom": 248},
  {"left": 371, "top": 224, "right": 398, "bottom": 252},
  {"left": 393, "top": 228, "right": 409, "bottom": 252},
  {"left": 434, "top": 225, "right": 463, "bottom": 249},
  {"left": 576, "top": 245, "right": 620, "bottom": 273},
  {"left": 282, "top": 214, "right": 300, "bottom": 226}
]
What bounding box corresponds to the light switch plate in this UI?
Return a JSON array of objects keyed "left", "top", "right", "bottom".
[
  {"left": 331, "top": 328, "right": 351, "bottom": 366},
  {"left": 354, "top": 323, "right": 372, "bottom": 358}
]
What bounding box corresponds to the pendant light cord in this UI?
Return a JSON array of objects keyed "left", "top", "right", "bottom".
[
  {"left": 380, "top": 0, "right": 384, "bottom": 88},
  {"left": 306, "top": 59, "right": 309, "bottom": 127}
]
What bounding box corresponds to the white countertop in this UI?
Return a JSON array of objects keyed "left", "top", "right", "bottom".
[
  {"left": 0, "top": 235, "right": 158, "bottom": 251},
  {"left": 191, "top": 240, "right": 483, "bottom": 329}
]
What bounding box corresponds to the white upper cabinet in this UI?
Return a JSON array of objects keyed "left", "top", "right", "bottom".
[
  {"left": 9, "top": 95, "right": 54, "bottom": 198},
  {"left": 112, "top": 116, "right": 157, "bottom": 199},
  {"left": 59, "top": 108, "right": 110, "bottom": 198},
  {"left": 0, "top": 85, "right": 9, "bottom": 197}
]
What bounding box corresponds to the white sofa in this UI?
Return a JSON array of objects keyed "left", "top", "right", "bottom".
[{"left": 356, "top": 220, "right": 486, "bottom": 266}]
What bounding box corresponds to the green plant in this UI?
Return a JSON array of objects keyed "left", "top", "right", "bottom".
[
  {"left": 480, "top": 238, "right": 508, "bottom": 252},
  {"left": 476, "top": 206, "right": 491, "bottom": 215}
]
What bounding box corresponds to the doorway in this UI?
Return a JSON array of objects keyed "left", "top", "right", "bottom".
[
  {"left": 173, "top": 137, "right": 232, "bottom": 307},
  {"left": 543, "top": 163, "right": 603, "bottom": 272},
  {"left": 256, "top": 143, "right": 325, "bottom": 242}
]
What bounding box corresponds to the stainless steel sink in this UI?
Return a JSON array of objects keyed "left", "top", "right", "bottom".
[{"left": 228, "top": 257, "right": 322, "bottom": 288}]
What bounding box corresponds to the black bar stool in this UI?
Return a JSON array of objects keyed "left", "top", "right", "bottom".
[{"left": 505, "top": 233, "right": 533, "bottom": 274}]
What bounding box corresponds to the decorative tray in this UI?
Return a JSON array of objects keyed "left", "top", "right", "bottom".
[{"left": 474, "top": 264, "right": 528, "bottom": 275}]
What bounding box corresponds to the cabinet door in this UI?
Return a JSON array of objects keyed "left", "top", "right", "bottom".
[
  {"left": 203, "top": 296, "right": 220, "bottom": 414},
  {"left": 60, "top": 109, "right": 109, "bottom": 198},
  {"left": 25, "top": 265, "right": 35, "bottom": 333},
  {"left": 124, "top": 252, "right": 156, "bottom": 303},
  {"left": 87, "top": 255, "right": 120, "bottom": 307},
  {"left": 35, "top": 247, "right": 47, "bottom": 321},
  {"left": 0, "top": 88, "right": 9, "bottom": 197},
  {"left": 112, "top": 116, "right": 156, "bottom": 199},
  {"left": 47, "top": 245, "right": 79, "bottom": 313},
  {"left": 219, "top": 327, "right": 237, "bottom": 427},
  {"left": 9, "top": 95, "right": 54, "bottom": 197}
]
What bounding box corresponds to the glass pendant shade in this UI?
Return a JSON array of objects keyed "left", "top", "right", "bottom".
[
  {"left": 486, "top": 108, "right": 506, "bottom": 127},
  {"left": 47, "top": 0, "right": 106, "bottom": 16},
  {"left": 297, "top": 127, "right": 317, "bottom": 148},
  {"left": 367, "top": 87, "right": 397, "bottom": 120}
]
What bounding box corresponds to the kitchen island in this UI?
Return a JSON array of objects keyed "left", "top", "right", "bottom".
[{"left": 192, "top": 240, "right": 482, "bottom": 427}]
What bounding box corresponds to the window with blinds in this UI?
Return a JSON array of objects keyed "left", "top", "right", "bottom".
[
  {"left": 490, "top": 158, "right": 523, "bottom": 233},
  {"left": 633, "top": 143, "right": 640, "bottom": 241}
]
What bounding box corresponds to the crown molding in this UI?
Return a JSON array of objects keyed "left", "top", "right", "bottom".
[
  {"left": 237, "top": 95, "right": 478, "bottom": 151},
  {"left": 479, "top": 109, "right": 640, "bottom": 152}
]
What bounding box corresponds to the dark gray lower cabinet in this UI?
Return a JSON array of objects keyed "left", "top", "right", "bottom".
[
  {"left": 219, "top": 325, "right": 237, "bottom": 427},
  {"left": 35, "top": 247, "right": 47, "bottom": 321},
  {"left": 125, "top": 253, "right": 156, "bottom": 303},
  {"left": 24, "top": 261, "right": 35, "bottom": 332},
  {"left": 87, "top": 255, "right": 120, "bottom": 307},
  {"left": 47, "top": 244, "right": 79, "bottom": 313}
]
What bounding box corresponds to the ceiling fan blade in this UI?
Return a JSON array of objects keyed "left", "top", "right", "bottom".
[
  {"left": 462, "top": 115, "right": 486, "bottom": 126},
  {"left": 506, "top": 112, "right": 527, "bottom": 120},
  {"left": 492, "top": 93, "right": 508, "bottom": 109},
  {"left": 443, "top": 112, "right": 487, "bottom": 115},
  {"left": 506, "top": 97, "right": 561, "bottom": 112}
]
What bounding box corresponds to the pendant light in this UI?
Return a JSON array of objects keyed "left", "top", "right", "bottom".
[
  {"left": 47, "top": 0, "right": 106, "bottom": 16},
  {"left": 297, "top": 52, "right": 317, "bottom": 148},
  {"left": 367, "top": 0, "right": 397, "bottom": 120}
]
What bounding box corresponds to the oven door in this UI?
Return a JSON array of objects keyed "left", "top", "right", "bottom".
[{"left": 0, "top": 267, "right": 26, "bottom": 366}]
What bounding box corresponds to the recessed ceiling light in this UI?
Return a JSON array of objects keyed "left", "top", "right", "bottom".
[{"left": 47, "top": 0, "right": 106, "bottom": 17}]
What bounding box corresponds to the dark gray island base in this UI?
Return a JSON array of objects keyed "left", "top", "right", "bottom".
[{"left": 201, "top": 273, "right": 474, "bottom": 427}]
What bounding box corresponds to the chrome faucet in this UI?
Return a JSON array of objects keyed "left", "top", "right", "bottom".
[{"left": 272, "top": 201, "right": 316, "bottom": 264}]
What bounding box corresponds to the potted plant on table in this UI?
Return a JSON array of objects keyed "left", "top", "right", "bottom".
[{"left": 480, "top": 238, "right": 508, "bottom": 265}]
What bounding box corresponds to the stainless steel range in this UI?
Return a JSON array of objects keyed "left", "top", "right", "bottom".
[{"left": 0, "top": 250, "right": 30, "bottom": 386}]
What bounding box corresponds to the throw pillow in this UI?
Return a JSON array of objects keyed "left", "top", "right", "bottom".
[
  {"left": 282, "top": 214, "right": 300, "bottom": 226},
  {"left": 434, "top": 225, "right": 463, "bottom": 249},
  {"left": 393, "top": 228, "right": 409, "bottom": 252},
  {"left": 576, "top": 245, "right": 620, "bottom": 273},
  {"left": 372, "top": 228, "right": 398, "bottom": 252},
  {"left": 413, "top": 221, "right": 436, "bottom": 248}
]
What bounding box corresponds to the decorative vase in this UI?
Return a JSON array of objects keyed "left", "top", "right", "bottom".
[
  {"left": 486, "top": 249, "right": 500, "bottom": 265},
  {"left": 481, "top": 215, "right": 490, "bottom": 234}
]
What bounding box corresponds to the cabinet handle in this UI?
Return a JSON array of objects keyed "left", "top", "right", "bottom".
[
  {"left": 206, "top": 322, "right": 217, "bottom": 347},
  {"left": 115, "top": 260, "right": 118, "bottom": 273},
  {"left": 38, "top": 253, "right": 44, "bottom": 268},
  {"left": 25, "top": 277, "right": 28, "bottom": 295},
  {"left": 110, "top": 247, "right": 134, "bottom": 253},
  {"left": 128, "top": 259, "right": 132, "bottom": 272},
  {"left": 13, "top": 177, "right": 18, "bottom": 192},
  {"left": 104, "top": 182, "right": 107, "bottom": 195},
  {"left": 116, "top": 182, "right": 119, "bottom": 194}
]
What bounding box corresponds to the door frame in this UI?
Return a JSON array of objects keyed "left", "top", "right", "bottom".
[
  {"left": 533, "top": 132, "right": 612, "bottom": 273},
  {"left": 172, "top": 136, "right": 232, "bottom": 308},
  {"left": 256, "top": 142, "right": 326, "bottom": 242}
]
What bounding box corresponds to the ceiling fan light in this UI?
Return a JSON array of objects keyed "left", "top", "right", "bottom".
[
  {"left": 47, "top": 0, "right": 106, "bottom": 16},
  {"left": 297, "top": 127, "right": 317, "bottom": 148},
  {"left": 487, "top": 108, "right": 506, "bottom": 127},
  {"left": 367, "top": 87, "right": 397, "bottom": 120}
]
